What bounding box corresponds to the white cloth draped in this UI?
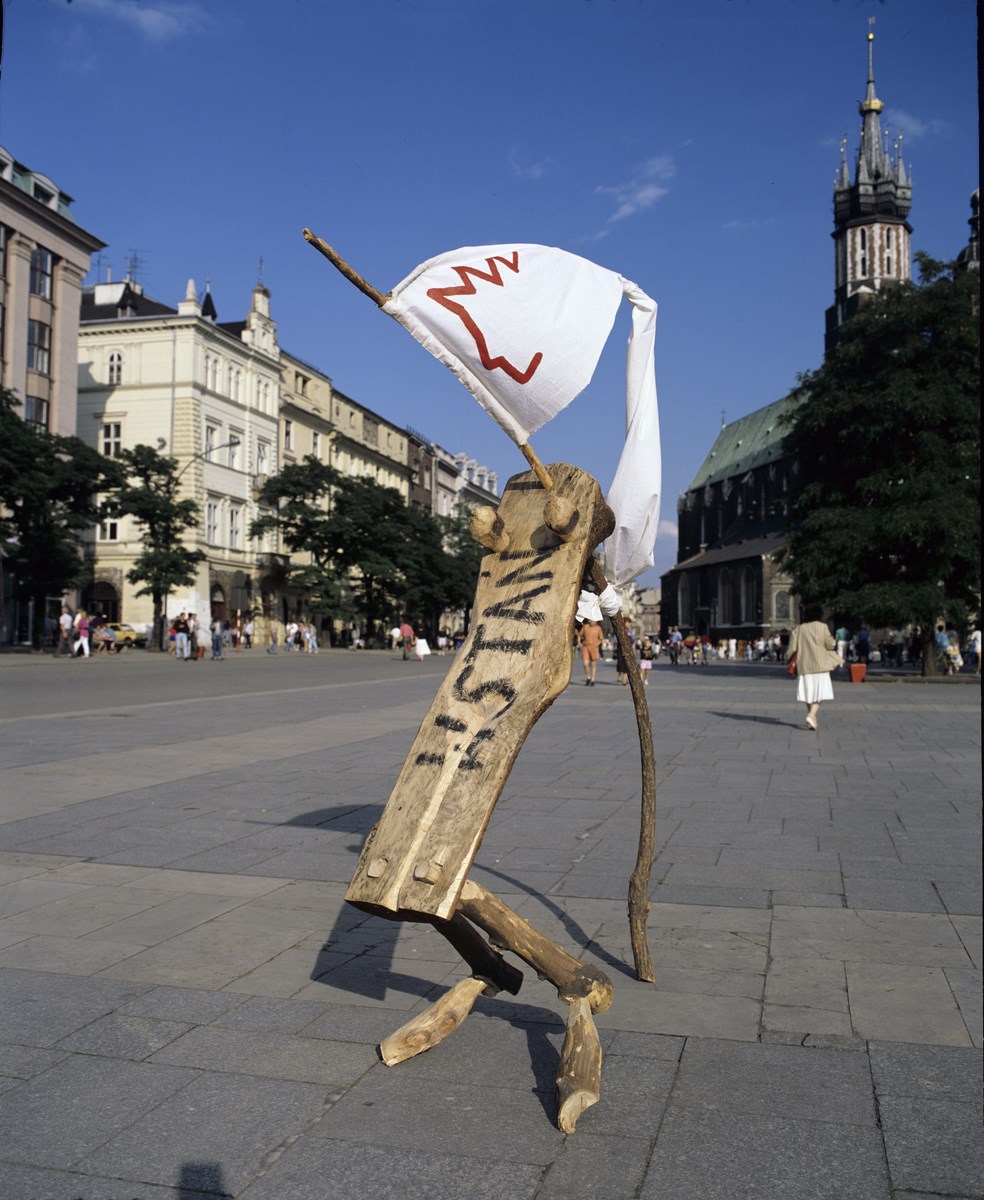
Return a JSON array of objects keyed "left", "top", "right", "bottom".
[{"left": 383, "top": 244, "right": 661, "bottom": 586}]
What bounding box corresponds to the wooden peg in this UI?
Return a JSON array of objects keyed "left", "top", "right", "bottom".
[
  {"left": 469, "top": 505, "right": 510, "bottom": 552},
  {"left": 545, "top": 493, "right": 579, "bottom": 540}
]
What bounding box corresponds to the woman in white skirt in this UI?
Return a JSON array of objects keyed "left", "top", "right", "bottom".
[
  {"left": 788, "top": 605, "right": 841, "bottom": 731},
  {"left": 414, "top": 632, "right": 431, "bottom": 662}
]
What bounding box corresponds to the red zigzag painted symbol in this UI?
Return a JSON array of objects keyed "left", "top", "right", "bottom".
[{"left": 425, "top": 251, "right": 543, "bottom": 385}]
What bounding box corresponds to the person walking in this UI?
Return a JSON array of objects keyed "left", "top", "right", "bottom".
[
  {"left": 579, "top": 619, "right": 604, "bottom": 686},
  {"left": 73, "top": 610, "right": 91, "bottom": 659},
  {"left": 788, "top": 605, "right": 841, "bottom": 731}
]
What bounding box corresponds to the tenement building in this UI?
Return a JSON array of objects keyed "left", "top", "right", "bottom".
[
  {"left": 0, "top": 146, "right": 104, "bottom": 436},
  {"left": 77, "top": 277, "right": 282, "bottom": 629}
]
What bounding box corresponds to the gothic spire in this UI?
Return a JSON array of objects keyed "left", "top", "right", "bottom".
[{"left": 858, "top": 27, "right": 888, "bottom": 181}]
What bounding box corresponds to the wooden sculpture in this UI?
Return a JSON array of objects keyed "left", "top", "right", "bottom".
[{"left": 304, "top": 231, "right": 658, "bottom": 1132}]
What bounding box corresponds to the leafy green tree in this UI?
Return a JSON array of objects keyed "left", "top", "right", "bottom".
[
  {"left": 251, "top": 457, "right": 485, "bottom": 639},
  {"left": 780, "top": 257, "right": 980, "bottom": 673},
  {"left": 249, "top": 456, "right": 350, "bottom": 624},
  {"left": 0, "top": 388, "right": 119, "bottom": 648},
  {"left": 109, "top": 445, "right": 205, "bottom": 651}
]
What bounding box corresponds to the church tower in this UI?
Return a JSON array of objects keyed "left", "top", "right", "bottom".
[{"left": 825, "top": 28, "right": 913, "bottom": 351}]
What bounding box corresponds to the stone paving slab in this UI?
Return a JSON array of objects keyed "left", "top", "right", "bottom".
[{"left": 0, "top": 651, "right": 979, "bottom": 1198}]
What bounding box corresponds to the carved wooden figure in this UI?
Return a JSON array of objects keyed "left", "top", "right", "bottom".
[
  {"left": 303, "top": 231, "right": 659, "bottom": 1133},
  {"left": 346, "top": 462, "right": 616, "bottom": 1130}
]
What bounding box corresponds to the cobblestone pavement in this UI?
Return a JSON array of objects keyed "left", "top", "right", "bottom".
[{"left": 0, "top": 648, "right": 980, "bottom": 1200}]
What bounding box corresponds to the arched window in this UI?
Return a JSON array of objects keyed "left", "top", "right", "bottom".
[
  {"left": 718, "top": 569, "right": 732, "bottom": 624},
  {"left": 741, "top": 567, "right": 756, "bottom": 624},
  {"left": 678, "top": 574, "right": 692, "bottom": 628},
  {"left": 108, "top": 351, "right": 123, "bottom": 385}
]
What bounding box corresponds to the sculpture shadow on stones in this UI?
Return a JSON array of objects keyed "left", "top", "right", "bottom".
[
  {"left": 276, "top": 803, "right": 631, "bottom": 1004},
  {"left": 178, "top": 1161, "right": 229, "bottom": 1198}
]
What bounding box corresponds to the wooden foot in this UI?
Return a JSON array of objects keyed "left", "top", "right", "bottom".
[
  {"left": 380, "top": 976, "right": 488, "bottom": 1066},
  {"left": 459, "top": 879, "right": 613, "bottom": 1013},
  {"left": 556, "top": 997, "right": 603, "bottom": 1132}
]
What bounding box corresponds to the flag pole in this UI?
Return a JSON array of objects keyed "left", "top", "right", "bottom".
[{"left": 303, "top": 228, "right": 655, "bottom": 981}]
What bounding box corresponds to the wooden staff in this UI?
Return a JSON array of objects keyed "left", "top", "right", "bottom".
[{"left": 303, "top": 230, "right": 656, "bottom": 982}]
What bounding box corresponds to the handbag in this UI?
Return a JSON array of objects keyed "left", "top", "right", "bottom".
[{"left": 786, "top": 652, "right": 797, "bottom": 678}]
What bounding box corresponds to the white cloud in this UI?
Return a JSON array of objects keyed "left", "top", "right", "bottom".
[
  {"left": 508, "top": 149, "right": 555, "bottom": 181},
  {"left": 597, "top": 155, "right": 676, "bottom": 225},
  {"left": 657, "top": 518, "right": 677, "bottom": 540},
  {"left": 883, "top": 107, "right": 950, "bottom": 144},
  {"left": 78, "top": 0, "right": 211, "bottom": 41}
]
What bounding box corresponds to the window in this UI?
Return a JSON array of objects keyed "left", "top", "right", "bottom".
[
  {"left": 101, "top": 422, "right": 122, "bottom": 457},
  {"left": 29, "top": 247, "right": 53, "bottom": 298},
  {"left": 27, "top": 320, "right": 51, "bottom": 374},
  {"left": 284, "top": 419, "right": 293, "bottom": 451},
  {"left": 206, "top": 501, "right": 219, "bottom": 544},
  {"left": 108, "top": 352, "right": 123, "bottom": 385},
  {"left": 295, "top": 372, "right": 309, "bottom": 397},
  {"left": 256, "top": 441, "right": 268, "bottom": 476},
  {"left": 231, "top": 369, "right": 241, "bottom": 402},
  {"left": 229, "top": 505, "right": 241, "bottom": 549},
  {"left": 205, "top": 425, "right": 218, "bottom": 461},
  {"left": 24, "top": 396, "right": 49, "bottom": 429},
  {"left": 98, "top": 517, "right": 119, "bottom": 542},
  {"left": 33, "top": 183, "right": 54, "bottom": 207},
  {"left": 228, "top": 434, "right": 242, "bottom": 470},
  {"left": 312, "top": 431, "right": 320, "bottom": 459}
]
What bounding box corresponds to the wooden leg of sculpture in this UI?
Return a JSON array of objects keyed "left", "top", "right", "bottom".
[
  {"left": 556, "top": 996, "right": 604, "bottom": 1133},
  {"left": 378, "top": 912, "right": 524, "bottom": 1066},
  {"left": 458, "top": 879, "right": 612, "bottom": 1131}
]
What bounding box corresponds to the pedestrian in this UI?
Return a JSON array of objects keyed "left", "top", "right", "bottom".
[
  {"left": 399, "top": 619, "right": 414, "bottom": 660},
  {"left": 211, "top": 616, "right": 224, "bottom": 660},
  {"left": 639, "top": 639, "right": 653, "bottom": 686},
  {"left": 390, "top": 625, "right": 402, "bottom": 652},
  {"left": 968, "top": 627, "right": 982, "bottom": 675},
  {"left": 579, "top": 619, "right": 603, "bottom": 686},
  {"left": 188, "top": 613, "right": 200, "bottom": 661},
  {"left": 58, "top": 606, "right": 73, "bottom": 655},
  {"left": 835, "top": 622, "right": 850, "bottom": 665},
  {"left": 173, "top": 612, "right": 191, "bottom": 660},
  {"left": 73, "top": 610, "right": 91, "bottom": 658},
  {"left": 414, "top": 631, "right": 431, "bottom": 662},
  {"left": 788, "top": 604, "right": 841, "bottom": 731},
  {"left": 243, "top": 618, "right": 254, "bottom": 649}
]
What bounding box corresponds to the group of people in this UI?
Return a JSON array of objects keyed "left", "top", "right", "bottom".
[
  {"left": 56, "top": 608, "right": 123, "bottom": 657},
  {"left": 283, "top": 620, "right": 319, "bottom": 654},
  {"left": 168, "top": 612, "right": 231, "bottom": 661},
  {"left": 391, "top": 621, "right": 452, "bottom": 663}
]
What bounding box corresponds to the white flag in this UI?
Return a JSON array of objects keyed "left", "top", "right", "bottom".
[{"left": 383, "top": 244, "right": 660, "bottom": 585}]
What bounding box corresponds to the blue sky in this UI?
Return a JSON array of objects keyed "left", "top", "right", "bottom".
[{"left": 0, "top": 0, "right": 977, "bottom": 584}]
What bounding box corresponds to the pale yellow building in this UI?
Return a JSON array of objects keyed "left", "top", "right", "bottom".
[{"left": 76, "top": 277, "right": 282, "bottom": 631}]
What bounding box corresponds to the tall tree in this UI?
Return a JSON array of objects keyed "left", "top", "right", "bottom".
[
  {"left": 110, "top": 445, "right": 205, "bottom": 651},
  {"left": 250, "top": 457, "right": 348, "bottom": 624},
  {"left": 780, "top": 257, "right": 980, "bottom": 673},
  {"left": 0, "top": 388, "right": 119, "bottom": 648},
  {"left": 251, "top": 456, "right": 485, "bottom": 638}
]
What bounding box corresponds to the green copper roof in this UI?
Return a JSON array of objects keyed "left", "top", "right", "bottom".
[{"left": 688, "top": 393, "right": 801, "bottom": 490}]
